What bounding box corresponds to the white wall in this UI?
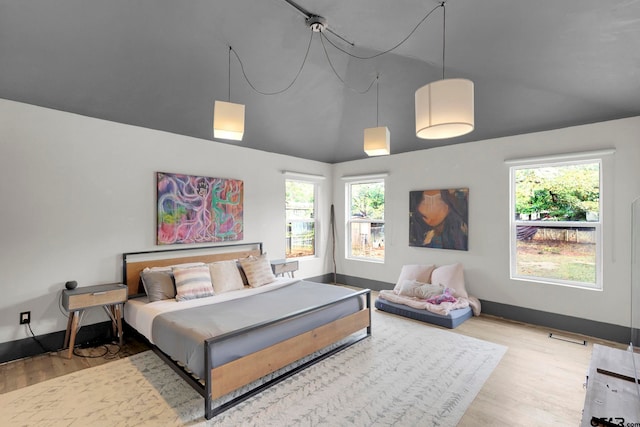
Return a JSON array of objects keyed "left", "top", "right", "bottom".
[
  {"left": 0, "top": 99, "right": 332, "bottom": 344},
  {"left": 2, "top": 98, "right": 638, "bottom": 346},
  {"left": 333, "top": 117, "right": 640, "bottom": 328}
]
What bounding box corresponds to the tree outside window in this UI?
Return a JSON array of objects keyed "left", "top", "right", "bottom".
[
  {"left": 511, "top": 160, "right": 601, "bottom": 289},
  {"left": 348, "top": 180, "right": 385, "bottom": 261}
]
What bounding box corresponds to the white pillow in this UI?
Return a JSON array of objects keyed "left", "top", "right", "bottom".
[
  {"left": 397, "top": 279, "right": 425, "bottom": 297},
  {"left": 430, "top": 263, "right": 468, "bottom": 298},
  {"left": 413, "top": 283, "right": 446, "bottom": 300},
  {"left": 397, "top": 280, "right": 445, "bottom": 299},
  {"left": 208, "top": 260, "right": 245, "bottom": 294},
  {"left": 393, "top": 264, "right": 435, "bottom": 293}
]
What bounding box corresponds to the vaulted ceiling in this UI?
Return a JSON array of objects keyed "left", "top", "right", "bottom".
[{"left": 1, "top": 0, "right": 639, "bottom": 163}]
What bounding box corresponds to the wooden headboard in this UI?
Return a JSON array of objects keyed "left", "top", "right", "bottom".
[{"left": 122, "top": 242, "right": 263, "bottom": 296}]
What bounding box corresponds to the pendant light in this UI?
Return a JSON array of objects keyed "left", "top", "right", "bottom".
[
  {"left": 415, "top": 2, "right": 474, "bottom": 139},
  {"left": 214, "top": 47, "right": 245, "bottom": 141},
  {"left": 364, "top": 75, "right": 390, "bottom": 156}
]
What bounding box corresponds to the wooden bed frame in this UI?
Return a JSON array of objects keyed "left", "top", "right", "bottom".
[{"left": 122, "top": 242, "right": 371, "bottom": 419}]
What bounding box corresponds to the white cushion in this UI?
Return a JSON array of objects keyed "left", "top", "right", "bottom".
[
  {"left": 208, "top": 260, "right": 245, "bottom": 294},
  {"left": 430, "top": 263, "right": 468, "bottom": 298},
  {"left": 393, "top": 264, "right": 435, "bottom": 293}
]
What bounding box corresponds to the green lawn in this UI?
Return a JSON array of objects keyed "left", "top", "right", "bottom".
[{"left": 516, "top": 240, "right": 596, "bottom": 283}]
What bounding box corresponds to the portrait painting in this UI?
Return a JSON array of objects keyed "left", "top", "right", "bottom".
[
  {"left": 409, "top": 188, "right": 468, "bottom": 251},
  {"left": 157, "top": 172, "right": 243, "bottom": 245}
]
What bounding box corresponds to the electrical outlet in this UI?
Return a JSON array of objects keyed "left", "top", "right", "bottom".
[{"left": 20, "top": 311, "right": 30, "bottom": 325}]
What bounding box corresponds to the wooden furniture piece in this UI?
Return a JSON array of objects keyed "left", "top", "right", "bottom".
[
  {"left": 62, "top": 283, "right": 128, "bottom": 359},
  {"left": 122, "top": 243, "right": 371, "bottom": 420},
  {"left": 270, "top": 259, "right": 299, "bottom": 278},
  {"left": 581, "top": 344, "right": 640, "bottom": 426}
]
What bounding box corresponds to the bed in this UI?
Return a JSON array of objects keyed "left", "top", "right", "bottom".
[
  {"left": 121, "top": 242, "right": 371, "bottom": 420},
  {"left": 375, "top": 263, "right": 480, "bottom": 329}
]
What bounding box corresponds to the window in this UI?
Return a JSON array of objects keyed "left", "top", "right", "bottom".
[
  {"left": 347, "top": 179, "right": 385, "bottom": 261},
  {"left": 510, "top": 160, "right": 602, "bottom": 289},
  {"left": 285, "top": 180, "right": 316, "bottom": 258}
]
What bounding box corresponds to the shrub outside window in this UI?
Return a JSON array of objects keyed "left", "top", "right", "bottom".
[
  {"left": 347, "top": 179, "right": 385, "bottom": 262},
  {"left": 510, "top": 160, "right": 602, "bottom": 289}
]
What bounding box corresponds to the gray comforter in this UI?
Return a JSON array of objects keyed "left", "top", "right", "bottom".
[{"left": 151, "top": 280, "right": 363, "bottom": 378}]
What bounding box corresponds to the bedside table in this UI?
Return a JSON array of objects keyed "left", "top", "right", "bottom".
[
  {"left": 270, "top": 259, "right": 299, "bottom": 278},
  {"left": 62, "top": 283, "right": 128, "bottom": 359}
]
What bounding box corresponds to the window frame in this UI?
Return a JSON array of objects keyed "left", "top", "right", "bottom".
[
  {"left": 509, "top": 158, "right": 603, "bottom": 290},
  {"left": 346, "top": 177, "right": 385, "bottom": 263},
  {"left": 285, "top": 178, "right": 318, "bottom": 260}
]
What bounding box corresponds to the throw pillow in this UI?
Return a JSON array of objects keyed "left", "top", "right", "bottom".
[
  {"left": 393, "top": 264, "right": 436, "bottom": 293},
  {"left": 413, "top": 283, "right": 446, "bottom": 299},
  {"left": 140, "top": 268, "right": 176, "bottom": 302},
  {"left": 430, "top": 263, "right": 468, "bottom": 298},
  {"left": 238, "top": 254, "right": 276, "bottom": 288},
  {"left": 173, "top": 265, "right": 215, "bottom": 301},
  {"left": 208, "top": 260, "right": 245, "bottom": 294}
]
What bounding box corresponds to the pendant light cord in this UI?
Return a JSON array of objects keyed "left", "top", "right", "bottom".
[
  {"left": 376, "top": 74, "right": 379, "bottom": 126},
  {"left": 230, "top": 30, "right": 313, "bottom": 96},
  {"left": 320, "top": 3, "right": 442, "bottom": 60},
  {"left": 229, "top": 2, "right": 445, "bottom": 97},
  {"left": 320, "top": 35, "right": 377, "bottom": 94},
  {"left": 442, "top": 1, "right": 446, "bottom": 80}
]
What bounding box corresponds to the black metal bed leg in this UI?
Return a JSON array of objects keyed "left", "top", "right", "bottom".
[
  {"left": 205, "top": 344, "right": 213, "bottom": 419},
  {"left": 366, "top": 291, "right": 372, "bottom": 336}
]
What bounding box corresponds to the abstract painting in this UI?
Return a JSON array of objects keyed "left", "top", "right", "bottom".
[
  {"left": 409, "top": 188, "right": 468, "bottom": 251},
  {"left": 157, "top": 172, "right": 243, "bottom": 245}
]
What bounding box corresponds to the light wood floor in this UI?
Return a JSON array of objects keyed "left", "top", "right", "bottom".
[{"left": 0, "top": 296, "right": 629, "bottom": 426}]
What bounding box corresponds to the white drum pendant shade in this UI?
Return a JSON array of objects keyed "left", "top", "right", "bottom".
[
  {"left": 364, "top": 126, "right": 390, "bottom": 156},
  {"left": 415, "top": 78, "right": 474, "bottom": 139},
  {"left": 214, "top": 100, "right": 245, "bottom": 141}
]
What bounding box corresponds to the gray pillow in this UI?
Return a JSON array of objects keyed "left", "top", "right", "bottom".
[{"left": 140, "top": 269, "right": 176, "bottom": 302}]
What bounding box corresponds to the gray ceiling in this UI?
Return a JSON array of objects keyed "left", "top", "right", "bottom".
[{"left": 1, "top": 0, "right": 639, "bottom": 163}]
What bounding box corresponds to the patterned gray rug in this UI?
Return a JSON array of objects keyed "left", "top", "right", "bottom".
[{"left": 1, "top": 309, "right": 506, "bottom": 426}]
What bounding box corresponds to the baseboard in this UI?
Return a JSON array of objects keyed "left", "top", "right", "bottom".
[
  {"left": 0, "top": 320, "right": 115, "bottom": 364},
  {"left": 315, "top": 273, "right": 635, "bottom": 345},
  {"left": 480, "top": 300, "right": 633, "bottom": 345},
  {"left": 306, "top": 273, "right": 390, "bottom": 291}
]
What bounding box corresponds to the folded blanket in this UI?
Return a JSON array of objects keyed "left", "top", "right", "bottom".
[{"left": 378, "top": 289, "right": 481, "bottom": 317}]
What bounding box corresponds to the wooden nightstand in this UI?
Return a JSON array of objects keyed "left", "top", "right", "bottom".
[
  {"left": 62, "top": 283, "right": 128, "bottom": 359},
  {"left": 270, "top": 259, "right": 299, "bottom": 278}
]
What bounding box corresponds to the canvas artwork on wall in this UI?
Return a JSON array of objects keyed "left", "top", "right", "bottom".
[
  {"left": 157, "top": 172, "right": 243, "bottom": 245},
  {"left": 409, "top": 188, "right": 469, "bottom": 251}
]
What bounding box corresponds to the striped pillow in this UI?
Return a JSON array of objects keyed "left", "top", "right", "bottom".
[
  {"left": 173, "top": 265, "right": 215, "bottom": 301},
  {"left": 239, "top": 254, "right": 276, "bottom": 288}
]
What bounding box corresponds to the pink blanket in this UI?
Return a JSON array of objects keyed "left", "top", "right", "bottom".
[{"left": 378, "top": 289, "right": 481, "bottom": 316}]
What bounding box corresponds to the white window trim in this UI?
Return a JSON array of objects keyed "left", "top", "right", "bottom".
[
  {"left": 346, "top": 177, "right": 385, "bottom": 263},
  {"left": 509, "top": 158, "right": 603, "bottom": 290},
  {"left": 285, "top": 178, "right": 319, "bottom": 260}
]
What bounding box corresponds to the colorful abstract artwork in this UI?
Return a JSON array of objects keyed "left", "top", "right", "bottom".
[
  {"left": 157, "top": 172, "right": 243, "bottom": 245},
  {"left": 409, "top": 188, "right": 469, "bottom": 251}
]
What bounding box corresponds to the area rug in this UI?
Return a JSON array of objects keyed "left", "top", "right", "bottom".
[{"left": 1, "top": 309, "right": 506, "bottom": 426}]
